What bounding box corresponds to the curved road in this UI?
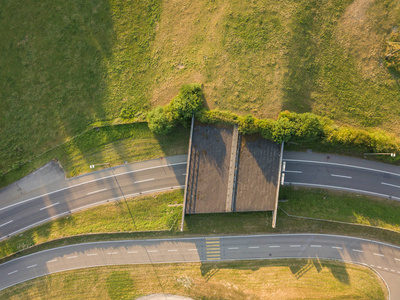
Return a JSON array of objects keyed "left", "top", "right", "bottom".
[{"left": 0, "top": 234, "right": 399, "bottom": 298}]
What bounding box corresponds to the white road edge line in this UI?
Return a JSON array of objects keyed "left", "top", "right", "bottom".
[
  {"left": 381, "top": 182, "right": 400, "bottom": 189},
  {"left": 0, "top": 220, "right": 13, "bottom": 228},
  {"left": 135, "top": 178, "right": 155, "bottom": 184},
  {"left": 8, "top": 270, "right": 18, "bottom": 275},
  {"left": 331, "top": 174, "right": 352, "bottom": 179},
  {"left": 282, "top": 159, "right": 400, "bottom": 177},
  {"left": 374, "top": 253, "right": 384, "bottom": 257},
  {"left": 27, "top": 264, "right": 37, "bottom": 269},
  {"left": 39, "top": 202, "right": 59, "bottom": 211},
  {"left": 0, "top": 162, "right": 187, "bottom": 212},
  {"left": 87, "top": 188, "right": 107, "bottom": 195}
]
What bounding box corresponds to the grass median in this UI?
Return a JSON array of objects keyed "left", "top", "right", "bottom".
[{"left": 0, "top": 260, "right": 387, "bottom": 300}]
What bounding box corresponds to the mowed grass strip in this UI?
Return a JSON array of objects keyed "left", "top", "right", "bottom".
[
  {"left": 0, "top": 190, "right": 183, "bottom": 259},
  {"left": 0, "top": 260, "right": 387, "bottom": 300},
  {"left": 279, "top": 186, "right": 400, "bottom": 232},
  {"left": 1, "top": 123, "right": 189, "bottom": 188}
]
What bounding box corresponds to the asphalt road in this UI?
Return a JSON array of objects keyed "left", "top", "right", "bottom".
[
  {"left": 282, "top": 152, "right": 400, "bottom": 200},
  {"left": 0, "top": 156, "right": 187, "bottom": 241},
  {"left": 0, "top": 234, "right": 399, "bottom": 299}
]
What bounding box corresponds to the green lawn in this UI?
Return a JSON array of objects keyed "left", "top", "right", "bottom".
[
  {"left": 279, "top": 186, "right": 400, "bottom": 232},
  {"left": 2, "top": 0, "right": 400, "bottom": 186},
  {"left": 0, "top": 260, "right": 386, "bottom": 300},
  {"left": 1, "top": 123, "right": 189, "bottom": 189}
]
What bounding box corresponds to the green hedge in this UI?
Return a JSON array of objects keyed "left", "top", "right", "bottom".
[{"left": 147, "top": 84, "right": 400, "bottom": 160}]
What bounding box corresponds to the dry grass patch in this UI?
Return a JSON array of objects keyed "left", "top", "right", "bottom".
[{"left": 0, "top": 260, "right": 387, "bottom": 299}]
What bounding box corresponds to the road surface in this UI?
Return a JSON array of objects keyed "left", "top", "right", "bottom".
[{"left": 0, "top": 234, "right": 399, "bottom": 298}]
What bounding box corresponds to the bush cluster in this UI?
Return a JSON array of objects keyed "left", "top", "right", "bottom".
[
  {"left": 146, "top": 83, "right": 204, "bottom": 134},
  {"left": 147, "top": 84, "right": 399, "bottom": 157}
]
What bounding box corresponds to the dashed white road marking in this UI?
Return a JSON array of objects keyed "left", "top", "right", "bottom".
[
  {"left": 284, "top": 170, "right": 302, "bottom": 174},
  {"left": 188, "top": 249, "right": 197, "bottom": 251},
  {"left": 331, "top": 174, "right": 352, "bottom": 179},
  {"left": 282, "top": 161, "right": 286, "bottom": 172},
  {"left": 67, "top": 256, "right": 77, "bottom": 259},
  {"left": 332, "top": 246, "right": 343, "bottom": 250},
  {"left": 228, "top": 247, "right": 239, "bottom": 250},
  {"left": 87, "top": 253, "right": 98, "bottom": 256},
  {"left": 352, "top": 249, "right": 363, "bottom": 253},
  {"left": 377, "top": 266, "right": 382, "bottom": 269},
  {"left": 87, "top": 188, "right": 107, "bottom": 195},
  {"left": 39, "top": 202, "right": 59, "bottom": 211},
  {"left": 371, "top": 264, "right": 375, "bottom": 267},
  {"left": 381, "top": 182, "right": 400, "bottom": 189},
  {"left": 182, "top": 173, "right": 186, "bottom": 176},
  {"left": 48, "top": 259, "right": 57, "bottom": 263},
  {"left": 135, "top": 178, "right": 155, "bottom": 184},
  {"left": 374, "top": 253, "right": 384, "bottom": 257},
  {"left": 391, "top": 269, "right": 395, "bottom": 272},
  {"left": 168, "top": 250, "right": 178, "bottom": 252},
  {"left": 127, "top": 251, "right": 137, "bottom": 254},
  {"left": 27, "top": 264, "right": 37, "bottom": 269},
  {"left": 107, "top": 252, "right": 118, "bottom": 255},
  {"left": 311, "top": 245, "right": 322, "bottom": 248},
  {"left": 8, "top": 270, "right": 18, "bottom": 275},
  {"left": 290, "top": 245, "right": 301, "bottom": 248},
  {"left": 269, "top": 246, "right": 280, "bottom": 248},
  {"left": 395, "top": 258, "right": 400, "bottom": 262},
  {"left": 147, "top": 250, "right": 158, "bottom": 253},
  {"left": 249, "top": 246, "right": 259, "bottom": 249},
  {"left": 384, "top": 268, "right": 389, "bottom": 271},
  {"left": 0, "top": 220, "right": 13, "bottom": 228}
]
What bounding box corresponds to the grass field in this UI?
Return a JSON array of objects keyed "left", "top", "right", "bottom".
[
  {"left": 0, "top": 123, "right": 189, "bottom": 189},
  {"left": 0, "top": 260, "right": 387, "bottom": 299},
  {"left": 279, "top": 186, "right": 400, "bottom": 232},
  {"left": 2, "top": 0, "right": 400, "bottom": 185}
]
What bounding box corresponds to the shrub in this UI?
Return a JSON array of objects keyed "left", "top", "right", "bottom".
[
  {"left": 146, "top": 106, "right": 176, "bottom": 135},
  {"left": 238, "top": 115, "right": 258, "bottom": 135},
  {"left": 171, "top": 83, "right": 204, "bottom": 127}
]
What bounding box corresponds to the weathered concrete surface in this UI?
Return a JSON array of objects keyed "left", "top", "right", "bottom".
[
  {"left": 185, "top": 122, "right": 233, "bottom": 214},
  {"left": 235, "top": 135, "right": 280, "bottom": 212}
]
